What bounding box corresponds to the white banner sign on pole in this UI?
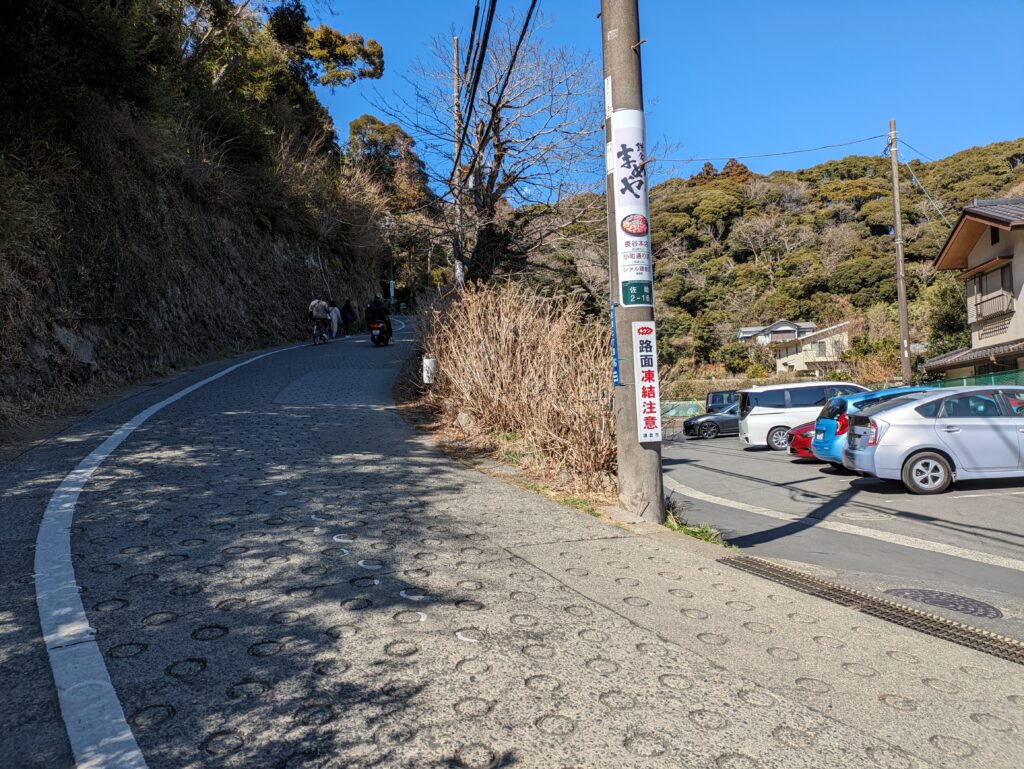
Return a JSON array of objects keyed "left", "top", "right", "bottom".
[
  {"left": 611, "top": 109, "right": 654, "bottom": 308},
  {"left": 631, "top": 321, "right": 662, "bottom": 443}
]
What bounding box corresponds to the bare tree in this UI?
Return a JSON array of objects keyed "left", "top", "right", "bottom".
[
  {"left": 375, "top": 10, "right": 602, "bottom": 278},
  {"left": 818, "top": 222, "right": 858, "bottom": 272}
]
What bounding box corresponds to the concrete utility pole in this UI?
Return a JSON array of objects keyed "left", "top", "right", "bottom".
[
  {"left": 601, "top": 0, "right": 664, "bottom": 523},
  {"left": 888, "top": 119, "right": 913, "bottom": 384},
  {"left": 452, "top": 36, "right": 463, "bottom": 271}
]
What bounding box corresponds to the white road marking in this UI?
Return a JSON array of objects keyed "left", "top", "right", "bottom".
[
  {"left": 952, "top": 490, "right": 1024, "bottom": 499},
  {"left": 663, "top": 476, "right": 1024, "bottom": 574},
  {"left": 35, "top": 344, "right": 301, "bottom": 769}
]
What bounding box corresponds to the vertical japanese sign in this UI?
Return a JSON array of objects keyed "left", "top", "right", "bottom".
[
  {"left": 631, "top": 321, "right": 662, "bottom": 443},
  {"left": 611, "top": 110, "right": 653, "bottom": 307}
]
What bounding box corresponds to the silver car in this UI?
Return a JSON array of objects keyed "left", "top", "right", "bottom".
[{"left": 843, "top": 386, "right": 1024, "bottom": 494}]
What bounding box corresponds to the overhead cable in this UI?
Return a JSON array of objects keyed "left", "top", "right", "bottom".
[
  {"left": 657, "top": 134, "right": 888, "bottom": 163},
  {"left": 462, "top": 0, "right": 540, "bottom": 184},
  {"left": 451, "top": 0, "right": 497, "bottom": 185}
]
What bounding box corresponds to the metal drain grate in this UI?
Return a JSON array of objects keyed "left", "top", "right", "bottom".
[{"left": 719, "top": 555, "right": 1024, "bottom": 665}]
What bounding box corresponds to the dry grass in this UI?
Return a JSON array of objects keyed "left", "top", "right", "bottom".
[{"left": 417, "top": 282, "right": 615, "bottom": 490}]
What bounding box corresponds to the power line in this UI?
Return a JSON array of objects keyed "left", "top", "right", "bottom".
[
  {"left": 462, "top": 1, "right": 480, "bottom": 80},
  {"left": 462, "top": 0, "right": 539, "bottom": 184},
  {"left": 656, "top": 133, "right": 888, "bottom": 164},
  {"left": 902, "top": 161, "right": 952, "bottom": 227},
  {"left": 898, "top": 138, "right": 937, "bottom": 163},
  {"left": 451, "top": 0, "right": 497, "bottom": 185}
]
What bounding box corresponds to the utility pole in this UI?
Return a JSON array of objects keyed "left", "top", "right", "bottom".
[
  {"left": 888, "top": 119, "right": 913, "bottom": 384},
  {"left": 452, "top": 36, "right": 464, "bottom": 278},
  {"left": 601, "top": 0, "right": 664, "bottom": 523}
]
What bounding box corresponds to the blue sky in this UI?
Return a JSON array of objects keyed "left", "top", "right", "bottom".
[{"left": 313, "top": 0, "right": 1024, "bottom": 176}]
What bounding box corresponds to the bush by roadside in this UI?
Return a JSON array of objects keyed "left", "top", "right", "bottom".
[{"left": 416, "top": 282, "right": 615, "bottom": 491}]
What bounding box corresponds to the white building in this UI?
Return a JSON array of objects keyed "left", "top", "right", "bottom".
[
  {"left": 924, "top": 197, "right": 1024, "bottom": 377},
  {"left": 772, "top": 322, "right": 851, "bottom": 376},
  {"left": 737, "top": 319, "right": 817, "bottom": 346}
]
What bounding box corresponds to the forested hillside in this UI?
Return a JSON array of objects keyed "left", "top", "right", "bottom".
[
  {"left": 537, "top": 138, "right": 1024, "bottom": 387},
  {"left": 0, "top": 0, "right": 432, "bottom": 425}
]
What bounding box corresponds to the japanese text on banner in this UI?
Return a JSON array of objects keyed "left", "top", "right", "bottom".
[
  {"left": 611, "top": 110, "right": 653, "bottom": 308},
  {"left": 631, "top": 321, "right": 662, "bottom": 443}
]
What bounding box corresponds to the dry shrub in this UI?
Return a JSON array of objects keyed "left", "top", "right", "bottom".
[{"left": 419, "top": 282, "right": 614, "bottom": 488}]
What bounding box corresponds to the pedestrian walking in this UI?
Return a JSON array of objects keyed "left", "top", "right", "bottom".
[
  {"left": 328, "top": 300, "right": 341, "bottom": 339},
  {"left": 341, "top": 299, "right": 358, "bottom": 337}
]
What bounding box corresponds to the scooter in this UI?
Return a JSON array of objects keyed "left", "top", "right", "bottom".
[{"left": 369, "top": 320, "right": 390, "bottom": 346}]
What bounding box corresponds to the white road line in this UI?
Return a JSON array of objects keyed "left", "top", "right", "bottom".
[
  {"left": 663, "top": 476, "right": 1024, "bottom": 574},
  {"left": 35, "top": 344, "right": 301, "bottom": 769},
  {"left": 952, "top": 491, "right": 1024, "bottom": 499}
]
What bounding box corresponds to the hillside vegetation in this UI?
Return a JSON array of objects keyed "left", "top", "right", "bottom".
[
  {"left": 0, "top": 0, "right": 431, "bottom": 426},
  {"left": 535, "top": 138, "right": 1024, "bottom": 390}
]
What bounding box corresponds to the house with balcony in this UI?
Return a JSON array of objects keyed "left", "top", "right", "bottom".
[
  {"left": 737, "top": 319, "right": 816, "bottom": 346},
  {"left": 923, "top": 197, "right": 1024, "bottom": 377},
  {"left": 772, "top": 321, "right": 851, "bottom": 376}
]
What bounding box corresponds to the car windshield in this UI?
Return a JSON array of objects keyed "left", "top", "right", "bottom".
[
  {"left": 856, "top": 391, "right": 934, "bottom": 418},
  {"left": 820, "top": 397, "right": 846, "bottom": 420},
  {"left": 722, "top": 403, "right": 737, "bottom": 415},
  {"left": 850, "top": 389, "right": 928, "bottom": 413}
]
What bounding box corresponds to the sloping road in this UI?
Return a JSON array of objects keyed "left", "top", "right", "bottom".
[{"left": 3, "top": 325, "right": 1023, "bottom": 768}]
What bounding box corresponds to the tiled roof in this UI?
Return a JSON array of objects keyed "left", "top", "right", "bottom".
[
  {"left": 923, "top": 338, "right": 1024, "bottom": 371},
  {"left": 964, "top": 197, "right": 1024, "bottom": 226}
]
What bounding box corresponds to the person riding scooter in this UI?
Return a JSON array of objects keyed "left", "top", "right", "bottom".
[{"left": 365, "top": 296, "right": 392, "bottom": 338}]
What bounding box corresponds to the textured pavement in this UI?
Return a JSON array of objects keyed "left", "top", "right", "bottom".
[{"left": 3, "top": 325, "right": 1024, "bottom": 768}]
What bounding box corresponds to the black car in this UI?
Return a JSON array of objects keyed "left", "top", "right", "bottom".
[
  {"left": 683, "top": 402, "right": 739, "bottom": 439},
  {"left": 706, "top": 390, "right": 738, "bottom": 413}
]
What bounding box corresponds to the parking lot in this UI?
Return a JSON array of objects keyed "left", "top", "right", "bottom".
[{"left": 662, "top": 434, "right": 1024, "bottom": 640}]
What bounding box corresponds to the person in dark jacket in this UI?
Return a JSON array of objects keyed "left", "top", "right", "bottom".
[
  {"left": 340, "top": 299, "right": 358, "bottom": 337},
  {"left": 365, "top": 296, "right": 392, "bottom": 336}
]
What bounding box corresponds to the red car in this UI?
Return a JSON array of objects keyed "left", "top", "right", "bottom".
[{"left": 786, "top": 421, "right": 817, "bottom": 459}]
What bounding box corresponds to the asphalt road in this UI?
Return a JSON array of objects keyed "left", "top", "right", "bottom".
[
  {"left": 4, "top": 325, "right": 1024, "bottom": 768},
  {"left": 663, "top": 434, "right": 1024, "bottom": 640}
]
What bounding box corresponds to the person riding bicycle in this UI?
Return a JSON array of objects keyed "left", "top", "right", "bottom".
[
  {"left": 308, "top": 297, "right": 330, "bottom": 339},
  {"left": 365, "top": 296, "right": 392, "bottom": 337}
]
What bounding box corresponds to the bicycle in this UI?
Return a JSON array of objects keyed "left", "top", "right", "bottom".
[{"left": 312, "top": 318, "right": 330, "bottom": 345}]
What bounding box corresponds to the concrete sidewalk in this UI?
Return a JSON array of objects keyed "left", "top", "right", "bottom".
[{"left": 3, "top": 330, "right": 1022, "bottom": 768}]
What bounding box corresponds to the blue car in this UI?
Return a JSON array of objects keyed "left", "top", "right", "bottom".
[{"left": 811, "top": 386, "right": 932, "bottom": 466}]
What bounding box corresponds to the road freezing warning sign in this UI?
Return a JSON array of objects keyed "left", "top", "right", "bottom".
[
  {"left": 611, "top": 109, "right": 654, "bottom": 307},
  {"left": 631, "top": 321, "right": 662, "bottom": 443}
]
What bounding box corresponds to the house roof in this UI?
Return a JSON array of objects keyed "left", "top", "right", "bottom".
[
  {"left": 935, "top": 197, "right": 1024, "bottom": 271},
  {"left": 738, "top": 320, "right": 816, "bottom": 336},
  {"left": 797, "top": 321, "right": 850, "bottom": 342},
  {"left": 966, "top": 197, "right": 1024, "bottom": 225},
  {"left": 923, "top": 338, "right": 1024, "bottom": 372}
]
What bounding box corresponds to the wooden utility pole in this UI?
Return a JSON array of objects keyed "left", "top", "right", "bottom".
[
  {"left": 452, "top": 35, "right": 463, "bottom": 272},
  {"left": 601, "top": 0, "right": 664, "bottom": 523},
  {"left": 888, "top": 119, "right": 913, "bottom": 384}
]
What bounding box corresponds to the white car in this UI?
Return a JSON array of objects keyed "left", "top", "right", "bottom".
[
  {"left": 738, "top": 381, "right": 867, "bottom": 450},
  {"left": 844, "top": 386, "right": 1024, "bottom": 494}
]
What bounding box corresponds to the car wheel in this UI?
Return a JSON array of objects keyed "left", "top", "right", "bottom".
[
  {"left": 767, "top": 427, "right": 789, "bottom": 451},
  {"left": 901, "top": 452, "right": 952, "bottom": 495},
  {"left": 698, "top": 423, "right": 720, "bottom": 439}
]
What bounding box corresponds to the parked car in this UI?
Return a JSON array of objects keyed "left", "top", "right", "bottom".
[
  {"left": 706, "top": 390, "right": 739, "bottom": 413},
  {"left": 786, "top": 422, "right": 817, "bottom": 458},
  {"left": 811, "top": 386, "right": 932, "bottom": 468},
  {"left": 738, "top": 381, "right": 868, "bottom": 451},
  {"left": 684, "top": 402, "right": 739, "bottom": 439},
  {"left": 843, "top": 386, "right": 1024, "bottom": 494}
]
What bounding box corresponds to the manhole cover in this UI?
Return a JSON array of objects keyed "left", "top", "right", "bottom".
[{"left": 884, "top": 589, "right": 1003, "bottom": 619}]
